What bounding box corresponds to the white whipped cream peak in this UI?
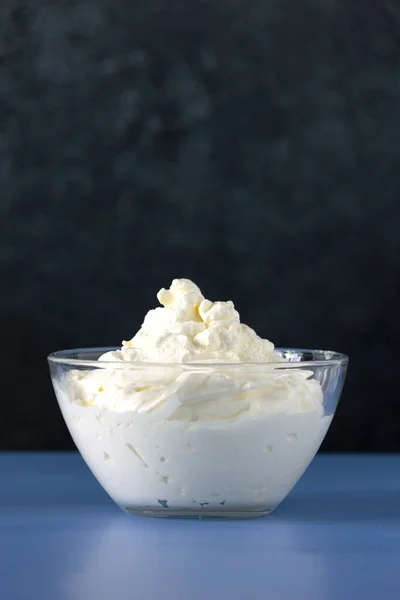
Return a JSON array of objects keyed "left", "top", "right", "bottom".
[
  {"left": 64, "top": 278, "right": 323, "bottom": 421},
  {"left": 101, "top": 278, "right": 281, "bottom": 363}
]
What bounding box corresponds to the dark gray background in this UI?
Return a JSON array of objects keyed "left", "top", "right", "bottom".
[{"left": 1, "top": 0, "right": 399, "bottom": 450}]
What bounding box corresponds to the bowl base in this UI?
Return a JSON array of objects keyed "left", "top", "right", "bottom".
[{"left": 122, "top": 506, "right": 274, "bottom": 519}]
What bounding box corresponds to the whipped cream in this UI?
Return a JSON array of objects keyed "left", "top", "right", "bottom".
[
  {"left": 100, "top": 278, "right": 281, "bottom": 363},
  {"left": 54, "top": 279, "right": 330, "bottom": 517}
]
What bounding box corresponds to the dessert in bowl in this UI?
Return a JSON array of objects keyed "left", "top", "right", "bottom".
[{"left": 48, "top": 279, "right": 348, "bottom": 518}]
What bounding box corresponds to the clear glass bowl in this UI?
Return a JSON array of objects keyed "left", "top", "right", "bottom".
[{"left": 48, "top": 348, "right": 348, "bottom": 519}]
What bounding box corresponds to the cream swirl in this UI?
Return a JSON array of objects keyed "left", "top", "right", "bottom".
[
  {"left": 65, "top": 279, "right": 323, "bottom": 421},
  {"left": 100, "top": 278, "right": 280, "bottom": 363}
]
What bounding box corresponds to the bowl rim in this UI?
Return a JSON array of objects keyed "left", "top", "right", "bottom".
[{"left": 47, "top": 347, "right": 349, "bottom": 369}]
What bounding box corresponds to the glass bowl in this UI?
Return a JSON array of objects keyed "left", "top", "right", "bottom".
[{"left": 48, "top": 347, "right": 348, "bottom": 519}]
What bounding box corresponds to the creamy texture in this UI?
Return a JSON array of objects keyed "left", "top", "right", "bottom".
[
  {"left": 100, "top": 278, "right": 281, "bottom": 363},
  {"left": 70, "top": 278, "right": 321, "bottom": 421},
  {"left": 54, "top": 278, "right": 329, "bottom": 515},
  {"left": 69, "top": 366, "right": 323, "bottom": 422},
  {"left": 56, "top": 387, "right": 332, "bottom": 512}
]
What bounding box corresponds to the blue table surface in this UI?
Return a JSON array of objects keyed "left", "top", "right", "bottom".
[{"left": 0, "top": 453, "right": 399, "bottom": 600}]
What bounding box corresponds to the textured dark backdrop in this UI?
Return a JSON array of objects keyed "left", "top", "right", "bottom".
[{"left": 1, "top": 0, "right": 399, "bottom": 450}]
